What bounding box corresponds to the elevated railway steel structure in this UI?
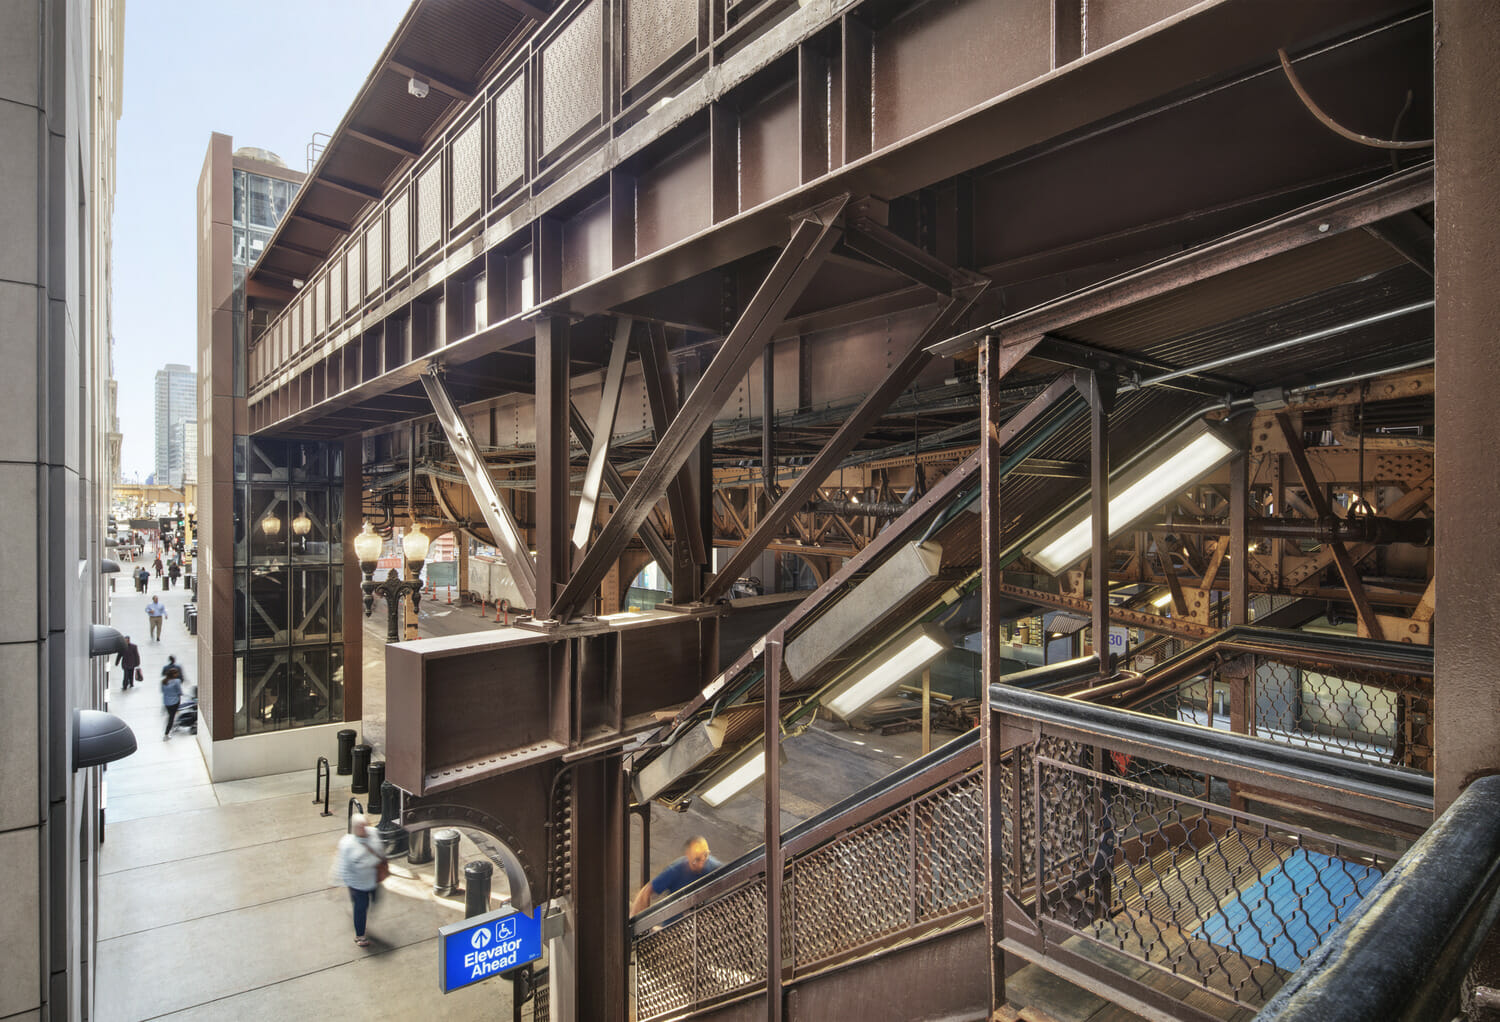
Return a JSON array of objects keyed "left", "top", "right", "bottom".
[{"left": 230, "top": 0, "right": 1498, "bottom": 1018}]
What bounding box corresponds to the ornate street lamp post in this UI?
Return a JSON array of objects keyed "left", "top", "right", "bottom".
[{"left": 354, "top": 521, "right": 429, "bottom": 642}]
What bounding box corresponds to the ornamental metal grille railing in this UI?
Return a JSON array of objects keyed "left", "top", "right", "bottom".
[
  {"left": 632, "top": 753, "right": 983, "bottom": 1020},
  {"left": 995, "top": 678, "right": 1425, "bottom": 1022},
  {"left": 1125, "top": 636, "right": 1434, "bottom": 775}
]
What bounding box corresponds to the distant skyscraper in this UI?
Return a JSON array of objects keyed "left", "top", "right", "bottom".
[
  {"left": 168, "top": 419, "right": 198, "bottom": 487},
  {"left": 154, "top": 363, "right": 195, "bottom": 485}
]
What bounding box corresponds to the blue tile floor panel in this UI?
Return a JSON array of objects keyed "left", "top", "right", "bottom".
[{"left": 1194, "top": 848, "right": 1382, "bottom": 972}]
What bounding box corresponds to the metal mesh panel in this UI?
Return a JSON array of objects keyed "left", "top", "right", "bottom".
[
  {"left": 364, "top": 221, "right": 382, "bottom": 298},
  {"left": 494, "top": 76, "right": 526, "bottom": 195},
  {"left": 541, "top": 2, "right": 602, "bottom": 155},
  {"left": 329, "top": 261, "right": 342, "bottom": 322},
  {"left": 792, "top": 814, "right": 911, "bottom": 968},
  {"left": 1145, "top": 654, "right": 1433, "bottom": 773},
  {"left": 914, "top": 774, "right": 986, "bottom": 921},
  {"left": 450, "top": 117, "right": 483, "bottom": 227},
  {"left": 313, "top": 279, "right": 324, "bottom": 338},
  {"left": 624, "top": 0, "right": 696, "bottom": 89},
  {"left": 417, "top": 161, "right": 443, "bottom": 255},
  {"left": 345, "top": 250, "right": 358, "bottom": 311},
  {"left": 1023, "top": 744, "right": 1396, "bottom": 1013},
  {"left": 636, "top": 915, "right": 698, "bottom": 1020},
  {"left": 696, "top": 883, "right": 767, "bottom": 998},
  {"left": 389, "top": 190, "right": 410, "bottom": 276}
]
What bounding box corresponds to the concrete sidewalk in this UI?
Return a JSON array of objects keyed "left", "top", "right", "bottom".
[{"left": 94, "top": 583, "right": 520, "bottom": 1021}]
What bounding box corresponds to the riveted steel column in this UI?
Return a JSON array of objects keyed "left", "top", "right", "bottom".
[
  {"left": 980, "top": 337, "right": 1006, "bottom": 1009},
  {"left": 765, "top": 635, "right": 785, "bottom": 1022},
  {"left": 1228, "top": 451, "right": 1249, "bottom": 626},
  {"left": 1435, "top": 0, "right": 1500, "bottom": 822},
  {"left": 1087, "top": 372, "right": 1112, "bottom": 673},
  {"left": 536, "top": 316, "right": 571, "bottom": 619}
]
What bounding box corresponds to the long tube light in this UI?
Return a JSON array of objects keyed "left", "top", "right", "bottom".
[
  {"left": 823, "top": 623, "right": 951, "bottom": 721},
  {"left": 1026, "top": 421, "right": 1239, "bottom": 576},
  {"left": 699, "top": 741, "right": 787, "bottom": 808}
]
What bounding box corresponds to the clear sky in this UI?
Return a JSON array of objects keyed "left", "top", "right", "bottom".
[{"left": 112, "top": 0, "right": 412, "bottom": 481}]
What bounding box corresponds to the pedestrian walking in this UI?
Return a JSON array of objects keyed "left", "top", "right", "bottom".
[
  {"left": 114, "top": 636, "right": 141, "bottom": 690},
  {"left": 332, "top": 814, "right": 387, "bottom": 947},
  {"left": 152, "top": 555, "right": 163, "bottom": 579},
  {"left": 161, "top": 665, "right": 183, "bottom": 740},
  {"left": 168, "top": 560, "right": 181, "bottom": 589},
  {"left": 145, "top": 595, "right": 167, "bottom": 641},
  {"left": 134, "top": 566, "right": 148, "bottom": 593}
]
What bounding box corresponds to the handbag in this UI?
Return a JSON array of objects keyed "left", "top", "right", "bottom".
[
  {"left": 134, "top": 667, "right": 143, "bottom": 682},
  {"left": 376, "top": 859, "right": 390, "bottom": 883}
]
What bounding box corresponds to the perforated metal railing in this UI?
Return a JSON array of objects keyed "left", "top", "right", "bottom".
[
  {"left": 633, "top": 741, "right": 984, "bottom": 1020},
  {"left": 995, "top": 684, "right": 1428, "bottom": 1022}
]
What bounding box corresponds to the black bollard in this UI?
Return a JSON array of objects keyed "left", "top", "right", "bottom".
[
  {"left": 336, "top": 730, "right": 357, "bottom": 775},
  {"left": 407, "top": 826, "right": 432, "bottom": 865},
  {"left": 375, "top": 780, "right": 408, "bottom": 857},
  {"left": 463, "top": 860, "right": 494, "bottom": 918},
  {"left": 366, "top": 761, "right": 386, "bottom": 815},
  {"left": 350, "top": 744, "right": 372, "bottom": 794},
  {"left": 433, "top": 829, "right": 461, "bottom": 896}
]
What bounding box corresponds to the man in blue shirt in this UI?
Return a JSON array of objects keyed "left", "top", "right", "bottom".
[{"left": 631, "top": 836, "right": 723, "bottom": 915}]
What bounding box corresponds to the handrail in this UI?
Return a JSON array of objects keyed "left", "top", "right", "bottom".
[
  {"left": 1256, "top": 775, "right": 1500, "bottom": 1022},
  {"left": 1060, "top": 624, "right": 1433, "bottom": 706},
  {"left": 992, "top": 685, "right": 1433, "bottom": 827},
  {"left": 631, "top": 727, "right": 981, "bottom": 934}
]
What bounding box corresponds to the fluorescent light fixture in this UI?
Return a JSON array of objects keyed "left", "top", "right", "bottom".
[
  {"left": 699, "top": 741, "right": 786, "bottom": 808},
  {"left": 633, "top": 720, "right": 724, "bottom": 803},
  {"left": 1026, "top": 421, "right": 1238, "bottom": 576},
  {"left": 823, "top": 623, "right": 950, "bottom": 720},
  {"left": 784, "top": 541, "right": 943, "bottom": 680},
  {"left": 1151, "top": 591, "right": 1174, "bottom": 608}
]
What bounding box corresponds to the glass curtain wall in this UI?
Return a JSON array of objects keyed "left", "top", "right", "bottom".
[
  {"left": 229, "top": 168, "right": 339, "bottom": 736},
  {"left": 232, "top": 437, "right": 345, "bottom": 734}
]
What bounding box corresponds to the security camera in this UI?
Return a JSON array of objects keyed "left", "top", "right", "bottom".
[{"left": 408, "top": 77, "right": 430, "bottom": 100}]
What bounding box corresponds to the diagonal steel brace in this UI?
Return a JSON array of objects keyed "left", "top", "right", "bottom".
[
  {"left": 701, "top": 277, "right": 988, "bottom": 603},
  {"left": 549, "top": 194, "right": 849, "bottom": 622},
  {"left": 420, "top": 366, "right": 539, "bottom": 610}
]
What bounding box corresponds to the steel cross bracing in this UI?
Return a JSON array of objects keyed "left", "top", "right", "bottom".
[
  {"left": 420, "top": 366, "right": 539, "bottom": 610},
  {"left": 547, "top": 195, "right": 849, "bottom": 622}
]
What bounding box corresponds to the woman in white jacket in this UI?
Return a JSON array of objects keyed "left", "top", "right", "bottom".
[{"left": 333, "top": 814, "right": 386, "bottom": 947}]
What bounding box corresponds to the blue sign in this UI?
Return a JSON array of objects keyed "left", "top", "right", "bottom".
[{"left": 438, "top": 906, "right": 542, "bottom": 993}]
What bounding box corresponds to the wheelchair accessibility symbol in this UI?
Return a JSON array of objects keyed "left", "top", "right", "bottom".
[
  {"left": 496, "top": 918, "right": 517, "bottom": 941},
  {"left": 471, "top": 928, "right": 492, "bottom": 950}
]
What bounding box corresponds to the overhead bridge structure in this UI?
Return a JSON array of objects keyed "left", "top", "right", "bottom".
[{"left": 231, "top": 0, "right": 1500, "bottom": 1017}]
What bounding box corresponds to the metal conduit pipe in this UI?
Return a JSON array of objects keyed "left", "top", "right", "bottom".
[
  {"left": 1155, "top": 514, "right": 1433, "bottom": 546},
  {"left": 1125, "top": 300, "right": 1434, "bottom": 390},
  {"left": 1256, "top": 774, "right": 1500, "bottom": 1022},
  {"left": 806, "top": 499, "right": 911, "bottom": 518}
]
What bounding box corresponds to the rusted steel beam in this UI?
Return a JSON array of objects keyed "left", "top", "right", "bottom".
[
  {"left": 420, "top": 367, "right": 539, "bottom": 609},
  {"left": 1087, "top": 371, "right": 1112, "bottom": 673},
  {"left": 536, "top": 317, "right": 571, "bottom": 618},
  {"left": 550, "top": 196, "right": 848, "bottom": 622},
  {"left": 346, "top": 126, "right": 422, "bottom": 159},
  {"left": 930, "top": 165, "right": 1433, "bottom": 357},
  {"left": 1153, "top": 532, "right": 1189, "bottom": 616},
  {"left": 567, "top": 404, "right": 674, "bottom": 572},
  {"left": 701, "top": 279, "right": 987, "bottom": 603},
  {"left": 995, "top": 581, "right": 1218, "bottom": 639},
  {"left": 572, "top": 318, "right": 633, "bottom": 553},
  {"left": 638, "top": 322, "right": 705, "bottom": 593},
  {"left": 1275, "top": 412, "right": 1384, "bottom": 640}
]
